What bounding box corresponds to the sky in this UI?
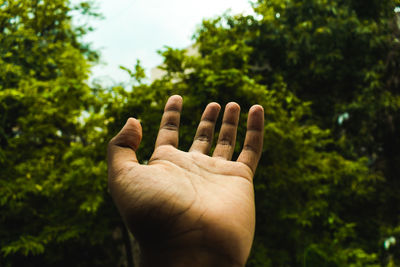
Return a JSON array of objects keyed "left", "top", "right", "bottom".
[{"left": 78, "top": 0, "right": 254, "bottom": 86}]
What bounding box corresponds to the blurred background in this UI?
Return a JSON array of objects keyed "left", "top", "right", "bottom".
[{"left": 1, "top": 0, "right": 400, "bottom": 266}]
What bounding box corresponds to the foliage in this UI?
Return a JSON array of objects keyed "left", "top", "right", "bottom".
[
  {"left": 247, "top": 0, "right": 400, "bottom": 265},
  {"left": 0, "top": 0, "right": 123, "bottom": 266},
  {"left": 1, "top": 0, "right": 400, "bottom": 266},
  {"left": 109, "top": 0, "right": 399, "bottom": 265},
  {"left": 128, "top": 41, "right": 380, "bottom": 266},
  {"left": 184, "top": 0, "right": 400, "bottom": 265}
]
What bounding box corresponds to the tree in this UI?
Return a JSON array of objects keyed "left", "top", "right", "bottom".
[
  {"left": 2, "top": 0, "right": 399, "bottom": 265},
  {"left": 189, "top": 0, "right": 400, "bottom": 265},
  {"left": 106, "top": 28, "right": 375, "bottom": 267},
  {"left": 0, "top": 1, "right": 126, "bottom": 266},
  {"left": 109, "top": 0, "right": 400, "bottom": 265}
]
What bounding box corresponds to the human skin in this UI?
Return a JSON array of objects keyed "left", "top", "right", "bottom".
[{"left": 107, "top": 95, "right": 264, "bottom": 267}]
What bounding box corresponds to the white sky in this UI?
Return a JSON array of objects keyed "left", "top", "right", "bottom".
[{"left": 79, "top": 0, "right": 254, "bottom": 86}]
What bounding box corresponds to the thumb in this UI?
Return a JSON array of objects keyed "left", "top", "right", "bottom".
[{"left": 107, "top": 118, "right": 142, "bottom": 178}]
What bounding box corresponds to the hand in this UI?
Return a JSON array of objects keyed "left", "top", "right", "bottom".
[{"left": 108, "top": 95, "right": 264, "bottom": 267}]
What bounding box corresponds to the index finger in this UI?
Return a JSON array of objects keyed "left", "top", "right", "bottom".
[{"left": 154, "top": 95, "right": 183, "bottom": 149}]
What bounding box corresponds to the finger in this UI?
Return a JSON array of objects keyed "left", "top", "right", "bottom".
[
  {"left": 155, "top": 95, "right": 182, "bottom": 149},
  {"left": 107, "top": 118, "right": 142, "bottom": 178},
  {"left": 212, "top": 102, "right": 240, "bottom": 160},
  {"left": 189, "top": 102, "right": 221, "bottom": 154},
  {"left": 237, "top": 105, "right": 264, "bottom": 174}
]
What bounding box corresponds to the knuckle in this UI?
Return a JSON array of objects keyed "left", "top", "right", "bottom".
[
  {"left": 196, "top": 134, "right": 210, "bottom": 142},
  {"left": 161, "top": 123, "right": 178, "bottom": 131},
  {"left": 218, "top": 139, "right": 232, "bottom": 146}
]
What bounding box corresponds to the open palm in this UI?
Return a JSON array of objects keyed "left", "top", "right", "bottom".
[{"left": 108, "top": 95, "right": 264, "bottom": 266}]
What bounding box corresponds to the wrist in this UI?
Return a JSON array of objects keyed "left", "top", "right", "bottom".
[{"left": 139, "top": 247, "right": 245, "bottom": 267}]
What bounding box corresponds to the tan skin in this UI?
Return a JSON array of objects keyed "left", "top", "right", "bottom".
[{"left": 108, "top": 95, "right": 264, "bottom": 267}]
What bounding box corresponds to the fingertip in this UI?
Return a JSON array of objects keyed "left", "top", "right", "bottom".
[
  {"left": 122, "top": 117, "right": 142, "bottom": 144},
  {"left": 247, "top": 105, "right": 264, "bottom": 132},
  {"left": 207, "top": 102, "right": 221, "bottom": 112},
  {"left": 126, "top": 117, "right": 139, "bottom": 124},
  {"left": 108, "top": 117, "right": 142, "bottom": 169},
  {"left": 202, "top": 102, "right": 221, "bottom": 121},
  {"left": 226, "top": 102, "right": 240, "bottom": 112},
  {"left": 165, "top": 95, "right": 183, "bottom": 112},
  {"left": 169, "top": 95, "right": 183, "bottom": 103},
  {"left": 126, "top": 117, "right": 142, "bottom": 130},
  {"left": 250, "top": 104, "right": 264, "bottom": 113},
  {"left": 249, "top": 105, "right": 264, "bottom": 120}
]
